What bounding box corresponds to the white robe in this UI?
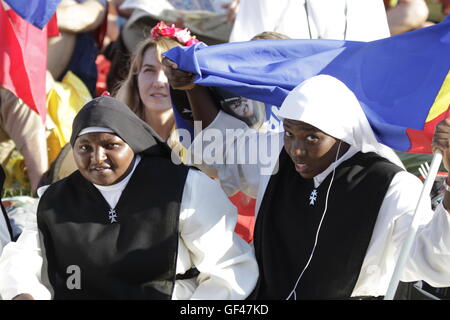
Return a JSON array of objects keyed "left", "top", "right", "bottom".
[
  {"left": 229, "top": 0, "right": 390, "bottom": 42},
  {"left": 188, "top": 111, "right": 450, "bottom": 297},
  {"left": 0, "top": 155, "right": 258, "bottom": 300}
]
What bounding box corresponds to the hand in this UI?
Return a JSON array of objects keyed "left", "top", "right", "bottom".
[
  {"left": 431, "top": 118, "right": 450, "bottom": 172},
  {"left": 162, "top": 57, "right": 196, "bottom": 91},
  {"left": 221, "top": 0, "right": 240, "bottom": 24},
  {"left": 12, "top": 293, "right": 34, "bottom": 300}
]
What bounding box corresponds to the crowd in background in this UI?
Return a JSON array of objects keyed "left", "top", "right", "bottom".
[{"left": 0, "top": 0, "right": 449, "bottom": 300}]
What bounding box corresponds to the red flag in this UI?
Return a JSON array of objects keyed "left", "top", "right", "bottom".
[{"left": 0, "top": 4, "right": 58, "bottom": 122}]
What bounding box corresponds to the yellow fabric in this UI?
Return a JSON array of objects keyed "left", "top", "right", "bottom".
[
  {"left": 3, "top": 151, "right": 30, "bottom": 194},
  {"left": 46, "top": 71, "right": 92, "bottom": 164},
  {"left": 425, "top": 71, "right": 450, "bottom": 122},
  {"left": 389, "top": 0, "right": 399, "bottom": 7}
]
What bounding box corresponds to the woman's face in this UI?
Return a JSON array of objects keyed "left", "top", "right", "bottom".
[
  {"left": 283, "top": 119, "right": 346, "bottom": 179},
  {"left": 73, "top": 132, "right": 135, "bottom": 186},
  {"left": 137, "top": 47, "right": 172, "bottom": 113}
]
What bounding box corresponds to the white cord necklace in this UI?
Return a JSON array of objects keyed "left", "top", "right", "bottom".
[{"left": 286, "top": 141, "right": 342, "bottom": 300}]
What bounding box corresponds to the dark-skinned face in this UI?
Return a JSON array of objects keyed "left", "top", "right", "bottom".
[
  {"left": 283, "top": 119, "right": 349, "bottom": 179},
  {"left": 73, "top": 132, "right": 135, "bottom": 186}
]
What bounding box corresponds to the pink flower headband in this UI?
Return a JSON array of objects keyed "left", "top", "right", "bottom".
[{"left": 150, "top": 21, "right": 200, "bottom": 46}]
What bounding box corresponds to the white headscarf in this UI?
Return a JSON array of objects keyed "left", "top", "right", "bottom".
[{"left": 275, "top": 74, "right": 404, "bottom": 168}]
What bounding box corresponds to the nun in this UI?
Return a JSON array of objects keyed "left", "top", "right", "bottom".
[
  {"left": 0, "top": 96, "right": 258, "bottom": 300},
  {"left": 180, "top": 74, "right": 450, "bottom": 299}
]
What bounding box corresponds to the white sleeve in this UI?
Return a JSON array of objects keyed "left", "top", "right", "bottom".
[
  {"left": 354, "top": 171, "right": 450, "bottom": 296},
  {"left": 387, "top": 172, "right": 450, "bottom": 287},
  {"left": 0, "top": 186, "right": 52, "bottom": 300},
  {"left": 0, "top": 227, "right": 51, "bottom": 300},
  {"left": 187, "top": 111, "right": 280, "bottom": 198},
  {"left": 402, "top": 201, "right": 450, "bottom": 287},
  {"left": 178, "top": 169, "right": 259, "bottom": 300}
]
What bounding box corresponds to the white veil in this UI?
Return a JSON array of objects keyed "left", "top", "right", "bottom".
[{"left": 275, "top": 74, "right": 405, "bottom": 168}]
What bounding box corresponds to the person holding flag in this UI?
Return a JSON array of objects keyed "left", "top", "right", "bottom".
[
  {"left": 164, "top": 66, "right": 450, "bottom": 298},
  {"left": 163, "top": 13, "right": 450, "bottom": 298}
]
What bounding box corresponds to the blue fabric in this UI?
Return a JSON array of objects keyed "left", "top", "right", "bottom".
[
  {"left": 4, "top": 0, "right": 61, "bottom": 29},
  {"left": 61, "top": 33, "right": 99, "bottom": 97},
  {"left": 164, "top": 16, "right": 450, "bottom": 152},
  {"left": 58, "top": 0, "right": 107, "bottom": 97}
]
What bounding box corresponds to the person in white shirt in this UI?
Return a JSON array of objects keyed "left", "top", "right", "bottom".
[
  {"left": 167, "top": 73, "right": 450, "bottom": 299},
  {"left": 0, "top": 96, "right": 258, "bottom": 300},
  {"left": 228, "top": 0, "right": 391, "bottom": 42}
]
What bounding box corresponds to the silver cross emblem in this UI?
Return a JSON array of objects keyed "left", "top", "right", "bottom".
[
  {"left": 108, "top": 208, "right": 118, "bottom": 223},
  {"left": 309, "top": 189, "right": 318, "bottom": 206}
]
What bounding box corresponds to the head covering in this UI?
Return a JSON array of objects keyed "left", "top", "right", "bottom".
[
  {"left": 78, "top": 127, "right": 114, "bottom": 136},
  {"left": 275, "top": 75, "right": 404, "bottom": 168},
  {"left": 70, "top": 96, "right": 171, "bottom": 156}
]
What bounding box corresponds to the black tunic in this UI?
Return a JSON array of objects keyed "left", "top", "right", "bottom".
[
  {"left": 37, "top": 155, "right": 189, "bottom": 300},
  {"left": 253, "top": 150, "right": 402, "bottom": 299}
]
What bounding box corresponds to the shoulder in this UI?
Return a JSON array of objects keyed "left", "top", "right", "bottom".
[
  {"left": 375, "top": 169, "right": 433, "bottom": 229},
  {"left": 350, "top": 152, "right": 403, "bottom": 173},
  {"left": 37, "top": 185, "right": 50, "bottom": 198},
  {"left": 382, "top": 170, "right": 425, "bottom": 217},
  {"left": 186, "top": 169, "right": 221, "bottom": 190},
  {"left": 140, "top": 154, "right": 190, "bottom": 177},
  {"left": 184, "top": 169, "right": 233, "bottom": 207},
  {"left": 388, "top": 170, "right": 424, "bottom": 195},
  {"left": 180, "top": 169, "right": 237, "bottom": 228},
  {"left": 37, "top": 171, "right": 83, "bottom": 202}
]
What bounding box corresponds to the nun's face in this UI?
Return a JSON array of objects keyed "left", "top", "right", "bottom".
[
  {"left": 283, "top": 119, "right": 348, "bottom": 179},
  {"left": 73, "top": 132, "right": 135, "bottom": 186},
  {"left": 137, "top": 48, "right": 172, "bottom": 113}
]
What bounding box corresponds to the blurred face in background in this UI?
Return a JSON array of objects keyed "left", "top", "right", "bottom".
[
  {"left": 137, "top": 47, "right": 172, "bottom": 113},
  {"left": 229, "top": 98, "right": 254, "bottom": 118}
]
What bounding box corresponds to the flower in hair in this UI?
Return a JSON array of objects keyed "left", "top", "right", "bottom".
[{"left": 150, "top": 21, "right": 200, "bottom": 46}]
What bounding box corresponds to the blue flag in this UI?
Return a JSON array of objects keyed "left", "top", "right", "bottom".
[
  {"left": 4, "top": 0, "right": 61, "bottom": 29},
  {"left": 164, "top": 16, "right": 450, "bottom": 153}
]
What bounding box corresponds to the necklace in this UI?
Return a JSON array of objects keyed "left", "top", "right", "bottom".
[
  {"left": 309, "top": 189, "right": 318, "bottom": 206},
  {"left": 108, "top": 208, "right": 118, "bottom": 223}
]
